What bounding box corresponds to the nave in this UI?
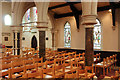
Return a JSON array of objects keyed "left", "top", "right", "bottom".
[{"left": 1, "top": 0, "right": 120, "bottom": 80}]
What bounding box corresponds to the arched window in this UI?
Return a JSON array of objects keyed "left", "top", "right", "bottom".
[
  {"left": 33, "top": 7, "right": 38, "bottom": 22},
  {"left": 93, "top": 19, "right": 101, "bottom": 50},
  {"left": 22, "top": 7, "right": 38, "bottom": 31},
  {"left": 4, "top": 14, "right": 11, "bottom": 25},
  {"left": 64, "top": 22, "right": 71, "bottom": 48}
]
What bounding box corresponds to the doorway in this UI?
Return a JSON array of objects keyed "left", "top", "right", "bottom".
[{"left": 31, "top": 35, "right": 37, "bottom": 50}]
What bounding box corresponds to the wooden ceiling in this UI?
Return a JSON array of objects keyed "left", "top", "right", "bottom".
[
  {"left": 48, "top": 2, "right": 120, "bottom": 29},
  {"left": 49, "top": 2, "right": 110, "bottom": 15},
  {"left": 48, "top": 2, "right": 120, "bottom": 19}
]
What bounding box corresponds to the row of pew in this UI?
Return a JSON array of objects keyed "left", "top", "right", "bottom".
[{"left": 0, "top": 48, "right": 119, "bottom": 79}]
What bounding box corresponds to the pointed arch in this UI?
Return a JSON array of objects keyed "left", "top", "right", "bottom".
[
  {"left": 93, "top": 19, "right": 102, "bottom": 50},
  {"left": 31, "top": 35, "right": 37, "bottom": 50},
  {"left": 64, "top": 22, "right": 71, "bottom": 48}
]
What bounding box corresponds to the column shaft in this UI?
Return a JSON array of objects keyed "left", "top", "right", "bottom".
[
  {"left": 39, "top": 31, "right": 45, "bottom": 61},
  {"left": 85, "top": 28, "right": 94, "bottom": 66},
  {"left": 15, "top": 31, "right": 18, "bottom": 55}
]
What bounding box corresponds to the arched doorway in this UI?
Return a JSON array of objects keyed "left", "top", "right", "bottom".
[{"left": 31, "top": 35, "right": 37, "bottom": 50}]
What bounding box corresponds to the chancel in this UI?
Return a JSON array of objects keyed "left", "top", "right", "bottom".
[{"left": 1, "top": 0, "right": 120, "bottom": 79}]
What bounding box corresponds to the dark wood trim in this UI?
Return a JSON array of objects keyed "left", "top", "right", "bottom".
[
  {"left": 48, "top": 2, "right": 81, "bottom": 10},
  {"left": 54, "top": 12, "right": 74, "bottom": 18},
  {"left": 110, "top": 2, "right": 116, "bottom": 26}
]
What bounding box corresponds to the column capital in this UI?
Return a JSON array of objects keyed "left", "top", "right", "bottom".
[
  {"left": 84, "top": 25, "right": 94, "bottom": 28},
  {"left": 81, "top": 15, "right": 97, "bottom": 25}
]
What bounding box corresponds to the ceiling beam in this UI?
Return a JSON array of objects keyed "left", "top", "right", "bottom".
[
  {"left": 54, "top": 3, "right": 120, "bottom": 19},
  {"left": 67, "top": 2, "right": 80, "bottom": 29},
  {"left": 48, "top": 2, "right": 81, "bottom": 10},
  {"left": 109, "top": 2, "right": 116, "bottom": 26}
]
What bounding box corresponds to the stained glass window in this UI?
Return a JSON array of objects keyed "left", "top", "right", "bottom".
[
  {"left": 22, "top": 8, "right": 31, "bottom": 31},
  {"left": 64, "top": 22, "right": 71, "bottom": 48},
  {"left": 26, "top": 9, "right": 30, "bottom": 23},
  {"left": 22, "top": 7, "right": 38, "bottom": 31},
  {"left": 93, "top": 19, "right": 101, "bottom": 50},
  {"left": 33, "top": 7, "right": 38, "bottom": 22}
]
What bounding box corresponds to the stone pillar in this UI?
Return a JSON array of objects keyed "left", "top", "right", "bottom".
[
  {"left": 20, "top": 30, "right": 22, "bottom": 54},
  {"left": 37, "top": 23, "right": 48, "bottom": 61},
  {"left": 51, "top": 29, "right": 58, "bottom": 50},
  {"left": 39, "top": 30, "right": 45, "bottom": 58},
  {"left": 81, "top": 0, "right": 98, "bottom": 66},
  {"left": 15, "top": 31, "right": 18, "bottom": 55},
  {"left": 34, "top": 2, "right": 49, "bottom": 61},
  {"left": 11, "top": 26, "right": 22, "bottom": 55}
]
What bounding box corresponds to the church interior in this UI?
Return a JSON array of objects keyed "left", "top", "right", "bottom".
[{"left": 0, "top": 0, "right": 120, "bottom": 79}]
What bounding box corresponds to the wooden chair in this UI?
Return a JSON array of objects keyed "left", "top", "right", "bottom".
[
  {"left": 43, "top": 68, "right": 54, "bottom": 78},
  {"left": 78, "top": 64, "right": 95, "bottom": 79},
  {"left": 113, "top": 54, "right": 117, "bottom": 68},
  {"left": 33, "top": 50, "right": 39, "bottom": 58},
  {"left": 1, "top": 68, "right": 11, "bottom": 79},
  {"left": 2, "top": 58, "right": 11, "bottom": 64},
  {"left": 10, "top": 66, "right": 24, "bottom": 78},
  {"left": 111, "top": 71, "right": 119, "bottom": 80},
  {"left": 1, "top": 63, "right": 11, "bottom": 78},
  {"left": 54, "top": 64, "right": 65, "bottom": 78},
  {"left": 95, "top": 58, "right": 110, "bottom": 76},
  {"left": 45, "top": 60, "right": 54, "bottom": 68},
  {"left": 74, "top": 53, "right": 80, "bottom": 61},
  {"left": 65, "top": 53, "right": 73, "bottom": 63},
  {"left": 28, "top": 48, "right": 35, "bottom": 55},
  {"left": 64, "top": 60, "right": 79, "bottom": 74},
  {"left": 23, "top": 60, "right": 37, "bottom": 73},
  {"left": 63, "top": 53, "right": 69, "bottom": 60},
  {"left": 77, "top": 56, "right": 85, "bottom": 68},
  {"left": 5, "top": 48, "right": 13, "bottom": 56},
  {"left": 42, "top": 64, "right": 54, "bottom": 78},
  {"left": 33, "top": 57, "right": 43, "bottom": 70},
  {"left": 65, "top": 69, "right": 79, "bottom": 78},
  {"left": 22, "top": 70, "right": 43, "bottom": 78},
  {"left": 52, "top": 58, "right": 66, "bottom": 78},
  {"left": 94, "top": 53, "right": 101, "bottom": 64}
]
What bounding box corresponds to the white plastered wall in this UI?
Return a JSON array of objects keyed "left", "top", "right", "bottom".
[
  {"left": 2, "top": 2, "right": 13, "bottom": 47},
  {"left": 54, "top": 10, "right": 119, "bottom": 51}
]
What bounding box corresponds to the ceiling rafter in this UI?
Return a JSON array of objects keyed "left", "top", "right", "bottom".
[
  {"left": 48, "top": 2, "right": 81, "bottom": 10},
  {"left": 109, "top": 1, "right": 116, "bottom": 26},
  {"left": 67, "top": 2, "right": 80, "bottom": 29}
]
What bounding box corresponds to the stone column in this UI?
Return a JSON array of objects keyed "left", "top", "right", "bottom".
[
  {"left": 11, "top": 26, "right": 22, "bottom": 55},
  {"left": 36, "top": 23, "right": 48, "bottom": 61},
  {"left": 20, "top": 30, "right": 22, "bottom": 55},
  {"left": 15, "top": 31, "right": 18, "bottom": 55},
  {"left": 81, "top": 0, "right": 98, "bottom": 66},
  {"left": 51, "top": 29, "right": 58, "bottom": 50},
  {"left": 35, "top": 2, "right": 49, "bottom": 61}
]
